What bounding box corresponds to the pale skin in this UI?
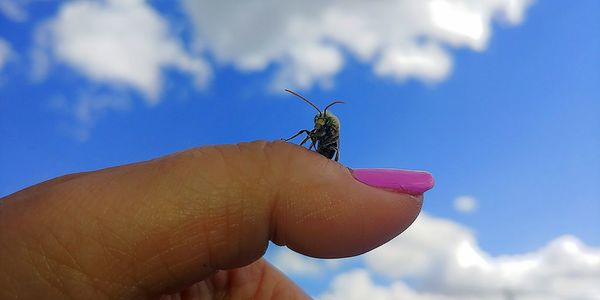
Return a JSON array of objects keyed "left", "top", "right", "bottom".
[{"left": 0, "top": 141, "right": 423, "bottom": 299}]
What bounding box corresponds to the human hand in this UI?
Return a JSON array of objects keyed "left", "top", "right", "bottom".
[{"left": 0, "top": 141, "right": 433, "bottom": 299}]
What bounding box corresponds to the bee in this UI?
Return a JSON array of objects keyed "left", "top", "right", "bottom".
[{"left": 284, "top": 89, "right": 344, "bottom": 161}]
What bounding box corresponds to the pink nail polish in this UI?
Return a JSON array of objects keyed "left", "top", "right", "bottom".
[{"left": 350, "top": 168, "right": 434, "bottom": 195}]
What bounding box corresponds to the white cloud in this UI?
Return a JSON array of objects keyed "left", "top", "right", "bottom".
[
  {"left": 23, "top": 0, "right": 533, "bottom": 138},
  {"left": 49, "top": 91, "right": 132, "bottom": 141},
  {"left": 365, "top": 213, "right": 478, "bottom": 278},
  {"left": 182, "top": 0, "right": 534, "bottom": 89},
  {"left": 0, "top": 0, "right": 28, "bottom": 22},
  {"left": 319, "top": 269, "right": 454, "bottom": 300},
  {"left": 354, "top": 213, "right": 600, "bottom": 299},
  {"left": 36, "top": 0, "right": 211, "bottom": 103},
  {"left": 454, "top": 195, "right": 478, "bottom": 214},
  {"left": 0, "top": 38, "right": 12, "bottom": 70},
  {"left": 272, "top": 248, "right": 323, "bottom": 276}
]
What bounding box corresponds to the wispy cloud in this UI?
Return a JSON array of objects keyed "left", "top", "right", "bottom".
[
  {"left": 183, "top": 0, "right": 534, "bottom": 89},
  {"left": 48, "top": 91, "right": 132, "bottom": 141},
  {"left": 318, "top": 212, "right": 600, "bottom": 299},
  {"left": 272, "top": 248, "right": 324, "bottom": 276},
  {"left": 0, "top": 0, "right": 29, "bottom": 22},
  {"left": 0, "top": 38, "right": 12, "bottom": 71},
  {"left": 320, "top": 269, "right": 453, "bottom": 300},
  {"left": 454, "top": 195, "right": 478, "bottom": 214}
]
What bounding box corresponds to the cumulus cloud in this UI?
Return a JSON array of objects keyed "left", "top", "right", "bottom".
[
  {"left": 36, "top": 0, "right": 210, "bottom": 103},
  {"left": 23, "top": 0, "right": 533, "bottom": 137},
  {"left": 0, "top": 0, "right": 28, "bottom": 22},
  {"left": 272, "top": 248, "right": 323, "bottom": 276},
  {"left": 454, "top": 195, "right": 478, "bottom": 214},
  {"left": 320, "top": 269, "right": 454, "bottom": 300},
  {"left": 0, "top": 38, "right": 12, "bottom": 70},
  {"left": 356, "top": 213, "right": 600, "bottom": 299},
  {"left": 182, "top": 0, "right": 534, "bottom": 89}
]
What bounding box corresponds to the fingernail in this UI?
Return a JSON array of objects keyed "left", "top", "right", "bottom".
[{"left": 350, "top": 168, "right": 434, "bottom": 195}]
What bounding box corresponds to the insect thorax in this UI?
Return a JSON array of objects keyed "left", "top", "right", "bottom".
[{"left": 314, "top": 112, "right": 340, "bottom": 129}]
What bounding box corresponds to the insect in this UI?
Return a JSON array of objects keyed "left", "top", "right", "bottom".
[{"left": 284, "top": 89, "right": 344, "bottom": 161}]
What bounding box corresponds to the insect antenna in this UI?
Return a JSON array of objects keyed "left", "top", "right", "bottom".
[
  {"left": 323, "top": 101, "right": 345, "bottom": 115},
  {"left": 285, "top": 89, "right": 321, "bottom": 114}
]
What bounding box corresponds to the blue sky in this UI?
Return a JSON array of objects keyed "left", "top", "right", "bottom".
[{"left": 1, "top": 0, "right": 599, "bottom": 298}]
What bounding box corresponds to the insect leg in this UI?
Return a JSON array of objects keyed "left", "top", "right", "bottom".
[
  {"left": 299, "top": 135, "right": 311, "bottom": 146},
  {"left": 285, "top": 129, "right": 311, "bottom": 141},
  {"left": 308, "top": 138, "right": 316, "bottom": 150},
  {"left": 334, "top": 149, "right": 339, "bottom": 161}
]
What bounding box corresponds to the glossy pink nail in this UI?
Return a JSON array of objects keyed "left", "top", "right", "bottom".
[{"left": 350, "top": 168, "right": 434, "bottom": 195}]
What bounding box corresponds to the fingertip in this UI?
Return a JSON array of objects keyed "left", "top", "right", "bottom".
[{"left": 266, "top": 146, "right": 426, "bottom": 258}]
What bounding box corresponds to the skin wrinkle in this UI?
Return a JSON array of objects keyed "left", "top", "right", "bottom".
[
  {"left": 322, "top": 200, "right": 345, "bottom": 222},
  {"left": 135, "top": 226, "right": 199, "bottom": 292},
  {"left": 250, "top": 261, "right": 269, "bottom": 300},
  {"left": 268, "top": 186, "right": 284, "bottom": 247},
  {"left": 153, "top": 246, "right": 181, "bottom": 294},
  {"left": 92, "top": 212, "right": 142, "bottom": 291},
  {"left": 20, "top": 198, "right": 70, "bottom": 294},
  {"left": 102, "top": 161, "right": 203, "bottom": 297},
  {"left": 11, "top": 246, "right": 35, "bottom": 298},
  {"left": 28, "top": 239, "right": 74, "bottom": 299},
  {"left": 152, "top": 240, "right": 212, "bottom": 294},
  {"left": 145, "top": 246, "right": 177, "bottom": 290},
  {"left": 259, "top": 142, "right": 281, "bottom": 202},
  {"left": 153, "top": 143, "right": 277, "bottom": 299},
  {"left": 109, "top": 210, "right": 152, "bottom": 292},
  {"left": 288, "top": 183, "right": 305, "bottom": 227},
  {"left": 200, "top": 198, "right": 215, "bottom": 277},
  {"left": 235, "top": 186, "right": 244, "bottom": 272},
  {"left": 356, "top": 199, "right": 369, "bottom": 251},
  {"left": 234, "top": 143, "right": 265, "bottom": 266},
  {"left": 211, "top": 144, "right": 265, "bottom": 269},
  {"left": 67, "top": 183, "right": 138, "bottom": 289},
  {"left": 77, "top": 173, "right": 150, "bottom": 289},
  {"left": 224, "top": 181, "right": 232, "bottom": 273},
  {"left": 45, "top": 227, "right": 82, "bottom": 297},
  {"left": 263, "top": 142, "right": 294, "bottom": 246},
  {"left": 3, "top": 173, "right": 87, "bottom": 205},
  {"left": 248, "top": 141, "right": 282, "bottom": 250},
  {"left": 0, "top": 219, "right": 34, "bottom": 299},
  {"left": 46, "top": 223, "right": 132, "bottom": 299},
  {"left": 270, "top": 142, "right": 316, "bottom": 247},
  {"left": 160, "top": 249, "right": 207, "bottom": 282},
  {"left": 161, "top": 185, "right": 200, "bottom": 229},
  {"left": 267, "top": 165, "right": 287, "bottom": 246},
  {"left": 15, "top": 155, "right": 213, "bottom": 298},
  {"left": 1, "top": 270, "right": 19, "bottom": 300},
  {"left": 340, "top": 183, "right": 367, "bottom": 246},
  {"left": 135, "top": 259, "right": 175, "bottom": 297},
  {"left": 131, "top": 201, "right": 167, "bottom": 249},
  {"left": 98, "top": 242, "right": 142, "bottom": 297},
  {"left": 295, "top": 182, "right": 338, "bottom": 224}
]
